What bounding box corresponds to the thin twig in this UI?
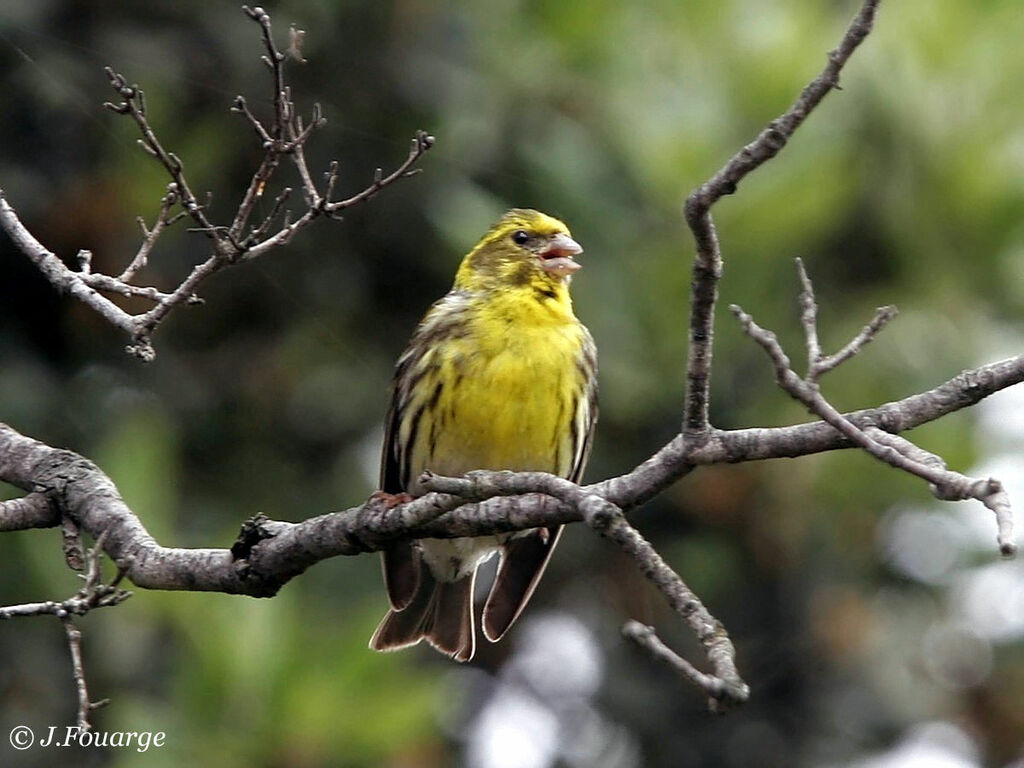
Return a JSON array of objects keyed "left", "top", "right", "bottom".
[
  {"left": 246, "top": 187, "right": 293, "bottom": 246},
  {"left": 587, "top": 504, "right": 748, "bottom": 711},
  {"left": 623, "top": 622, "right": 743, "bottom": 712},
  {"left": 228, "top": 136, "right": 285, "bottom": 243},
  {"left": 230, "top": 95, "right": 273, "bottom": 146},
  {"left": 103, "top": 69, "right": 223, "bottom": 248},
  {"left": 817, "top": 306, "right": 898, "bottom": 378},
  {"left": 0, "top": 532, "right": 133, "bottom": 620},
  {"left": 290, "top": 131, "right": 323, "bottom": 209},
  {"left": 242, "top": 6, "right": 288, "bottom": 136},
  {"left": 284, "top": 104, "right": 325, "bottom": 153},
  {"left": 61, "top": 616, "right": 108, "bottom": 731},
  {"left": 322, "top": 131, "right": 434, "bottom": 215},
  {"left": 79, "top": 272, "right": 189, "bottom": 304},
  {"left": 119, "top": 186, "right": 180, "bottom": 282},
  {"left": 1, "top": 532, "right": 127, "bottom": 729},
  {"left": 864, "top": 428, "right": 1016, "bottom": 555},
  {"left": 797, "top": 258, "right": 897, "bottom": 380},
  {"left": 796, "top": 257, "right": 822, "bottom": 367},
  {"left": 284, "top": 105, "right": 330, "bottom": 210}
]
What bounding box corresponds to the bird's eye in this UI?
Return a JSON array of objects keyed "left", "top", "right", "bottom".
[{"left": 511, "top": 230, "right": 530, "bottom": 245}]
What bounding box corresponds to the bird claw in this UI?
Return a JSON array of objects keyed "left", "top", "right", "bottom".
[{"left": 368, "top": 491, "right": 414, "bottom": 510}]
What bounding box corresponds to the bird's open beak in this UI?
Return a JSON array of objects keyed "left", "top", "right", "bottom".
[{"left": 539, "top": 233, "right": 583, "bottom": 278}]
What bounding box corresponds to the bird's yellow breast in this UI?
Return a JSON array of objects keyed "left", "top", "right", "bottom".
[{"left": 406, "top": 286, "right": 584, "bottom": 484}]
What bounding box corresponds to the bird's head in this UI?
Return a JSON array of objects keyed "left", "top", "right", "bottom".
[{"left": 454, "top": 209, "right": 583, "bottom": 293}]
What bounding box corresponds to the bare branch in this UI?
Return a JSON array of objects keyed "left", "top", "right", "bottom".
[
  {"left": 864, "top": 428, "right": 1016, "bottom": 555},
  {"left": 819, "top": 305, "right": 898, "bottom": 376},
  {"left": 241, "top": 6, "right": 288, "bottom": 135},
  {"left": 796, "top": 258, "right": 897, "bottom": 380},
  {"left": 0, "top": 531, "right": 132, "bottom": 621},
  {"left": 290, "top": 132, "right": 323, "bottom": 209},
  {"left": 246, "top": 187, "right": 293, "bottom": 246},
  {"left": 228, "top": 132, "right": 285, "bottom": 242},
  {"left": 730, "top": 264, "right": 1017, "bottom": 556},
  {"left": 61, "top": 617, "right": 107, "bottom": 731},
  {"left": 682, "top": 355, "right": 1024, "bottom": 468},
  {"left": 103, "top": 70, "right": 223, "bottom": 247},
  {"left": 586, "top": 502, "right": 748, "bottom": 711},
  {"left": 230, "top": 95, "right": 273, "bottom": 146},
  {"left": 322, "top": 131, "right": 435, "bottom": 214},
  {"left": 118, "top": 186, "right": 180, "bottom": 282},
  {"left": 0, "top": 534, "right": 124, "bottom": 731},
  {"left": 5, "top": 336, "right": 1017, "bottom": 705},
  {"left": 681, "top": 0, "right": 881, "bottom": 435},
  {"left": 0, "top": 351, "right": 1019, "bottom": 713},
  {"left": 0, "top": 192, "right": 142, "bottom": 339},
  {"left": 2, "top": 7, "right": 431, "bottom": 361},
  {"left": 623, "top": 622, "right": 744, "bottom": 712},
  {"left": 78, "top": 272, "right": 188, "bottom": 304},
  {"left": 0, "top": 492, "right": 59, "bottom": 531},
  {"left": 0, "top": 585, "right": 131, "bottom": 619},
  {"left": 228, "top": 6, "right": 302, "bottom": 241}
]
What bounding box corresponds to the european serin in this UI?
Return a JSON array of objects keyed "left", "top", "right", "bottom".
[{"left": 369, "top": 208, "right": 598, "bottom": 662}]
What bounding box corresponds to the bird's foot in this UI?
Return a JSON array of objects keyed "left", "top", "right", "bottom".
[{"left": 368, "top": 490, "right": 414, "bottom": 510}]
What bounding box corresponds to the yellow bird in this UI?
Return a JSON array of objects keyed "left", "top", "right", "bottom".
[{"left": 370, "top": 209, "right": 598, "bottom": 662}]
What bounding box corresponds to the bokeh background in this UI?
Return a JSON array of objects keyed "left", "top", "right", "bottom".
[{"left": 2, "top": 0, "right": 1023, "bottom": 766}]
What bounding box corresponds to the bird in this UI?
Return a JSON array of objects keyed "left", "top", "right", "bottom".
[{"left": 369, "top": 208, "right": 598, "bottom": 662}]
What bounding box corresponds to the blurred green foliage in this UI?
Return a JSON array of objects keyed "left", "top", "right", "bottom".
[{"left": 1, "top": 0, "right": 1023, "bottom": 766}]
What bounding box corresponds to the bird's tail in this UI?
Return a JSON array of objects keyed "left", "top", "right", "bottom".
[{"left": 369, "top": 563, "right": 476, "bottom": 662}]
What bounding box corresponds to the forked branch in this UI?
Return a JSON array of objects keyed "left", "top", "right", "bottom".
[
  {"left": 421, "top": 471, "right": 748, "bottom": 707},
  {"left": 0, "top": 532, "right": 130, "bottom": 730},
  {"left": 681, "top": 0, "right": 881, "bottom": 435},
  {"left": 731, "top": 260, "right": 1016, "bottom": 556}
]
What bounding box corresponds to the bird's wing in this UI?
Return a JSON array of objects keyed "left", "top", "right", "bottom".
[
  {"left": 379, "top": 350, "right": 411, "bottom": 495},
  {"left": 568, "top": 326, "right": 599, "bottom": 485},
  {"left": 378, "top": 294, "right": 472, "bottom": 610},
  {"left": 378, "top": 325, "right": 425, "bottom": 611}
]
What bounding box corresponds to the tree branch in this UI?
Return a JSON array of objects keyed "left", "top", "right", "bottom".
[
  {"left": 1, "top": 338, "right": 1018, "bottom": 707},
  {"left": 729, "top": 260, "right": 1017, "bottom": 555},
  {"left": 0, "top": 6, "right": 432, "bottom": 361},
  {"left": 0, "top": 533, "right": 126, "bottom": 730},
  {"left": 0, "top": 349, "right": 986, "bottom": 600},
  {"left": 795, "top": 257, "right": 898, "bottom": 380},
  {"left": 118, "top": 186, "right": 183, "bottom": 282},
  {"left": 681, "top": 0, "right": 881, "bottom": 435},
  {"left": 0, "top": 192, "right": 142, "bottom": 339},
  {"left": 588, "top": 504, "right": 748, "bottom": 711},
  {"left": 0, "top": 491, "right": 59, "bottom": 531},
  {"left": 422, "top": 471, "right": 748, "bottom": 705}
]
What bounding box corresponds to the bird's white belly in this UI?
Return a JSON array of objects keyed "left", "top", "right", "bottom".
[{"left": 419, "top": 536, "right": 505, "bottom": 581}]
